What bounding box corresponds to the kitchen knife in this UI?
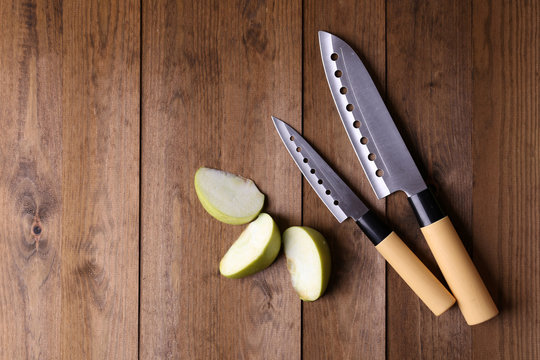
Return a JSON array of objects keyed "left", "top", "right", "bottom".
[
  {"left": 272, "top": 116, "right": 455, "bottom": 316},
  {"left": 318, "top": 31, "right": 498, "bottom": 325}
]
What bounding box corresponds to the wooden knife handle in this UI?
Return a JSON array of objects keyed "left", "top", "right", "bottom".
[
  {"left": 357, "top": 211, "right": 455, "bottom": 316},
  {"left": 409, "top": 189, "right": 498, "bottom": 325},
  {"left": 421, "top": 216, "right": 498, "bottom": 325},
  {"left": 375, "top": 231, "right": 456, "bottom": 316}
]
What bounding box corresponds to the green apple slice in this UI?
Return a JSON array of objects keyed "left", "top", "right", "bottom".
[
  {"left": 283, "top": 226, "right": 331, "bottom": 301},
  {"left": 194, "top": 167, "right": 265, "bottom": 225},
  {"left": 219, "top": 213, "right": 281, "bottom": 278}
]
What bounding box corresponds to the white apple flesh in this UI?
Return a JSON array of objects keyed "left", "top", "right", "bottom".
[
  {"left": 283, "top": 226, "right": 331, "bottom": 301},
  {"left": 194, "top": 167, "right": 265, "bottom": 225},
  {"left": 219, "top": 213, "right": 281, "bottom": 278}
]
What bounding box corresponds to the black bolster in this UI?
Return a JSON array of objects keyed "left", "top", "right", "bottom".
[
  {"left": 408, "top": 188, "right": 446, "bottom": 227},
  {"left": 356, "top": 210, "right": 392, "bottom": 246}
]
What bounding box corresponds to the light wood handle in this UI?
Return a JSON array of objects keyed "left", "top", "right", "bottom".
[
  {"left": 376, "top": 232, "right": 456, "bottom": 316},
  {"left": 421, "top": 216, "right": 498, "bottom": 325}
]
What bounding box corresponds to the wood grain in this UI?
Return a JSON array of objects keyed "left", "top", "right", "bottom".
[
  {"left": 60, "top": 1, "right": 140, "bottom": 358},
  {"left": 140, "top": 0, "right": 301, "bottom": 358},
  {"left": 0, "top": 0, "right": 539, "bottom": 358},
  {"left": 0, "top": 0, "right": 140, "bottom": 359},
  {"left": 0, "top": 1, "right": 62, "bottom": 358},
  {"left": 472, "top": 0, "right": 540, "bottom": 358},
  {"left": 386, "top": 0, "right": 473, "bottom": 358},
  {"left": 302, "top": 1, "right": 386, "bottom": 358}
]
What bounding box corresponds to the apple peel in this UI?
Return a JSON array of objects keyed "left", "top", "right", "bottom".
[
  {"left": 219, "top": 213, "right": 281, "bottom": 278},
  {"left": 283, "top": 226, "right": 331, "bottom": 301}
]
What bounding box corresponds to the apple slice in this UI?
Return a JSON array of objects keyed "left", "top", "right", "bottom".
[
  {"left": 194, "top": 167, "right": 265, "bottom": 225},
  {"left": 219, "top": 213, "right": 281, "bottom": 278},
  {"left": 283, "top": 226, "right": 331, "bottom": 301}
]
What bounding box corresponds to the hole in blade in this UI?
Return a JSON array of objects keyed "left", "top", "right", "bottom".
[
  {"left": 310, "top": 169, "right": 316, "bottom": 174},
  {"left": 335, "top": 70, "right": 342, "bottom": 78},
  {"left": 360, "top": 137, "right": 368, "bottom": 145},
  {"left": 318, "top": 179, "right": 323, "bottom": 185},
  {"left": 346, "top": 104, "right": 354, "bottom": 112},
  {"left": 334, "top": 200, "right": 339, "bottom": 205},
  {"left": 330, "top": 53, "right": 338, "bottom": 61},
  {"left": 353, "top": 120, "right": 361, "bottom": 128},
  {"left": 303, "top": 158, "right": 308, "bottom": 163},
  {"left": 296, "top": 146, "right": 301, "bottom": 152},
  {"left": 340, "top": 87, "right": 347, "bottom": 94},
  {"left": 325, "top": 190, "right": 331, "bottom": 195},
  {"left": 368, "top": 153, "right": 376, "bottom": 161},
  {"left": 290, "top": 136, "right": 295, "bottom": 141},
  {"left": 376, "top": 169, "right": 384, "bottom": 177}
]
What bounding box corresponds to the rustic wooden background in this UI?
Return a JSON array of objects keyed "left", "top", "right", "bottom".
[{"left": 0, "top": 0, "right": 538, "bottom": 358}]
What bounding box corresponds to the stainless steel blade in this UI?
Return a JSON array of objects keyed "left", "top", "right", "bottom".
[
  {"left": 318, "top": 31, "right": 427, "bottom": 198},
  {"left": 272, "top": 116, "right": 369, "bottom": 222}
]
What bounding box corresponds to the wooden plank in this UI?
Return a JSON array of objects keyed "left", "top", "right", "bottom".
[
  {"left": 0, "top": 0, "right": 140, "bottom": 358},
  {"left": 386, "top": 0, "right": 473, "bottom": 358},
  {"left": 140, "top": 0, "right": 301, "bottom": 357},
  {"left": 472, "top": 0, "right": 540, "bottom": 358},
  {"left": 59, "top": 0, "right": 140, "bottom": 358},
  {"left": 0, "top": 1, "right": 63, "bottom": 358},
  {"left": 302, "top": 1, "right": 386, "bottom": 358}
]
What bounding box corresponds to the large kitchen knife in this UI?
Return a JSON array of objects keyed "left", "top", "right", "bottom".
[
  {"left": 318, "top": 31, "right": 498, "bottom": 325},
  {"left": 272, "top": 116, "right": 455, "bottom": 316}
]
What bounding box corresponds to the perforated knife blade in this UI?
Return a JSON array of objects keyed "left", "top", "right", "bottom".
[
  {"left": 318, "top": 31, "right": 498, "bottom": 325},
  {"left": 272, "top": 116, "right": 368, "bottom": 223},
  {"left": 318, "top": 30, "right": 426, "bottom": 198},
  {"left": 272, "top": 115, "right": 455, "bottom": 315}
]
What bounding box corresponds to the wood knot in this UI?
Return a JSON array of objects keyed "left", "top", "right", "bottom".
[
  {"left": 253, "top": 278, "right": 273, "bottom": 300},
  {"left": 78, "top": 259, "right": 101, "bottom": 278},
  {"left": 76, "top": 259, "right": 108, "bottom": 310},
  {"left": 243, "top": 23, "right": 268, "bottom": 55},
  {"left": 33, "top": 225, "right": 42, "bottom": 235}
]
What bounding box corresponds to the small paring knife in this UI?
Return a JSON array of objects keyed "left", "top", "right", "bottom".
[
  {"left": 272, "top": 116, "right": 455, "bottom": 316},
  {"left": 318, "top": 31, "right": 498, "bottom": 325}
]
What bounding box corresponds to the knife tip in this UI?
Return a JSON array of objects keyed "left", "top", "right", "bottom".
[
  {"left": 318, "top": 30, "right": 333, "bottom": 40},
  {"left": 271, "top": 116, "right": 294, "bottom": 136},
  {"left": 270, "top": 115, "right": 281, "bottom": 125}
]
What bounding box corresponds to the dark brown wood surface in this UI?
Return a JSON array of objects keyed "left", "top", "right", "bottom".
[
  {"left": 302, "top": 0, "right": 386, "bottom": 358},
  {"left": 0, "top": 0, "right": 538, "bottom": 358},
  {"left": 472, "top": 1, "right": 539, "bottom": 358},
  {"left": 140, "top": 0, "right": 301, "bottom": 358},
  {"left": 0, "top": 0, "right": 140, "bottom": 359},
  {"left": 385, "top": 1, "right": 473, "bottom": 358}
]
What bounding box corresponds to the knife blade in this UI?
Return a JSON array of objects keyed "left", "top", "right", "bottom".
[
  {"left": 272, "top": 115, "right": 368, "bottom": 223},
  {"left": 318, "top": 31, "right": 498, "bottom": 325},
  {"left": 272, "top": 116, "right": 455, "bottom": 316}
]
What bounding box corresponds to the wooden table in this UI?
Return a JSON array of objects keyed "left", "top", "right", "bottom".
[{"left": 0, "top": 0, "right": 538, "bottom": 358}]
